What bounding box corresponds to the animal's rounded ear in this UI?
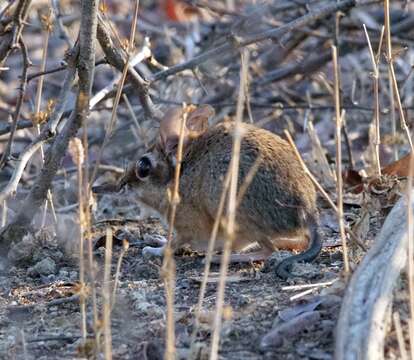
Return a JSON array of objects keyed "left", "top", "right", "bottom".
[
  {"left": 186, "top": 104, "right": 215, "bottom": 135},
  {"left": 159, "top": 107, "right": 183, "bottom": 155}
]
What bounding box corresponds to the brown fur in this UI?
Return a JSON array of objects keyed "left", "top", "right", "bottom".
[{"left": 122, "top": 120, "right": 318, "bottom": 256}]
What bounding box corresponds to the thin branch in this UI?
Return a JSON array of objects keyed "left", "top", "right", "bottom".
[
  {"left": 0, "top": 0, "right": 98, "bottom": 251},
  {"left": 0, "top": 56, "right": 77, "bottom": 205},
  {"left": 151, "top": 0, "right": 356, "bottom": 82},
  {"left": 96, "top": 15, "right": 156, "bottom": 119},
  {"left": 0, "top": 0, "right": 32, "bottom": 65},
  {"left": 0, "top": 38, "right": 29, "bottom": 169}
]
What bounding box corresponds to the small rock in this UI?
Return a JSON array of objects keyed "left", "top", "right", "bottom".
[
  {"left": 28, "top": 257, "right": 56, "bottom": 276},
  {"left": 59, "top": 270, "right": 69, "bottom": 278},
  {"left": 8, "top": 234, "right": 36, "bottom": 264}
]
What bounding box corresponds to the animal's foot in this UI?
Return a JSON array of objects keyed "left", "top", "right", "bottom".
[
  {"left": 142, "top": 245, "right": 166, "bottom": 258},
  {"left": 143, "top": 234, "right": 168, "bottom": 247}
]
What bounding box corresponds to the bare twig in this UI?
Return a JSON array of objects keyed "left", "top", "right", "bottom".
[
  {"left": 96, "top": 15, "right": 156, "bottom": 118},
  {"left": 91, "top": 1, "right": 145, "bottom": 185},
  {"left": 0, "top": 58, "right": 77, "bottom": 205},
  {"left": 151, "top": 0, "right": 355, "bottom": 82},
  {"left": 0, "top": 0, "right": 32, "bottom": 65}
]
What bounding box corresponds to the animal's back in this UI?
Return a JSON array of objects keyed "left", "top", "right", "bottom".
[{"left": 179, "top": 122, "right": 317, "bottom": 240}]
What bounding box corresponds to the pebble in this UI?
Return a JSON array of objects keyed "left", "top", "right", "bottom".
[{"left": 28, "top": 257, "right": 57, "bottom": 276}]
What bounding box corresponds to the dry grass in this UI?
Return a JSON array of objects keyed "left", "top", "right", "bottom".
[
  {"left": 332, "top": 45, "right": 349, "bottom": 276},
  {"left": 1, "top": 0, "right": 414, "bottom": 359}
]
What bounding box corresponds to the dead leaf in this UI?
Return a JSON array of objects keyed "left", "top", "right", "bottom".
[
  {"left": 382, "top": 152, "right": 412, "bottom": 177},
  {"left": 162, "top": 0, "right": 200, "bottom": 22}
]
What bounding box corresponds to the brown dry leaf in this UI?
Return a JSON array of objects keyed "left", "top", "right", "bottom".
[
  {"left": 162, "top": 0, "right": 200, "bottom": 22},
  {"left": 343, "top": 169, "right": 363, "bottom": 188},
  {"left": 382, "top": 152, "right": 411, "bottom": 177}
]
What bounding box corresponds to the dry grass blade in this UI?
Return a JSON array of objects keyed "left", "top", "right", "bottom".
[
  {"left": 190, "top": 169, "right": 231, "bottom": 351},
  {"left": 363, "top": 24, "right": 381, "bottom": 177},
  {"left": 111, "top": 240, "right": 129, "bottom": 309},
  {"left": 90, "top": 0, "right": 143, "bottom": 185},
  {"left": 34, "top": 8, "right": 57, "bottom": 228},
  {"left": 332, "top": 45, "right": 349, "bottom": 275},
  {"left": 103, "top": 227, "right": 113, "bottom": 360},
  {"left": 284, "top": 130, "right": 337, "bottom": 212},
  {"left": 407, "top": 152, "right": 414, "bottom": 359},
  {"left": 162, "top": 105, "right": 190, "bottom": 360},
  {"left": 384, "top": 0, "right": 413, "bottom": 154},
  {"left": 393, "top": 311, "right": 408, "bottom": 360},
  {"left": 209, "top": 48, "right": 249, "bottom": 360},
  {"left": 122, "top": 94, "right": 148, "bottom": 147},
  {"left": 68, "top": 138, "right": 86, "bottom": 341}
]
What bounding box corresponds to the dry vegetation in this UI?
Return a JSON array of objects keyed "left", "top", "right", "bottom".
[{"left": 1, "top": 0, "right": 414, "bottom": 359}]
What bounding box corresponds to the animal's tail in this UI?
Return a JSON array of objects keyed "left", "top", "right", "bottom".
[{"left": 275, "top": 219, "right": 322, "bottom": 279}]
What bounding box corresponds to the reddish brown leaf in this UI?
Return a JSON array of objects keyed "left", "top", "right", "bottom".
[
  {"left": 163, "top": 0, "right": 200, "bottom": 22},
  {"left": 382, "top": 152, "right": 412, "bottom": 177}
]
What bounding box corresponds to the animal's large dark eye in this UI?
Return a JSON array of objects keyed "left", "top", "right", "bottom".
[{"left": 136, "top": 156, "right": 153, "bottom": 179}]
